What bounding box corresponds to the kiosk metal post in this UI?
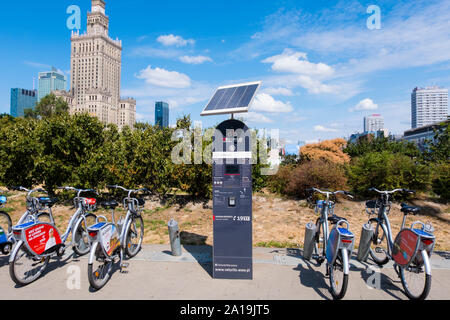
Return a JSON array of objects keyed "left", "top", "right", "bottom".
[{"left": 201, "top": 81, "right": 261, "bottom": 280}]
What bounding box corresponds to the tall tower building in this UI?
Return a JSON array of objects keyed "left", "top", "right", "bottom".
[
  {"left": 364, "top": 114, "right": 384, "bottom": 132},
  {"left": 69, "top": 0, "right": 135, "bottom": 129},
  {"left": 411, "top": 86, "right": 448, "bottom": 129},
  {"left": 38, "top": 67, "right": 67, "bottom": 102},
  {"left": 155, "top": 101, "right": 169, "bottom": 128}
]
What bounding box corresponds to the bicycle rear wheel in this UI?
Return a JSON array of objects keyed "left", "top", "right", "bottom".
[
  {"left": 400, "top": 251, "right": 432, "bottom": 300},
  {"left": 73, "top": 213, "right": 97, "bottom": 256},
  {"left": 88, "top": 242, "right": 113, "bottom": 291},
  {"left": 328, "top": 249, "right": 349, "bottom": 300},
  {"left": 125, "top": 215, "right": 144, "bottom": 258},
  {"left": 368, "top": 218, "right": 389, "bottom": 266},
  {"left": 9, "top": 242, "right": 49, "bottom": 286}
]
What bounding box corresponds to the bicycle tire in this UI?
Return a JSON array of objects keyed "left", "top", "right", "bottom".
[
  {"left": 9, "top": 242, "right": 50, "bottom": 286},
  {"left": 399, "top": 252, "right": 432, "bottom": 300},
  {"left": 88, "top": 242, "right": 113, "bottom": 290},
  {"left": 125, "top": 215, "right": 144, "bottom": 258},
  {"left": 0, "top": 211, "right": 12, "bottom": 235},
  {"left": 73, "top": 213, "right": 97, "bottom": 256},
  {"left": 328, "top": 250, "right": 349, "bottom": 300},
  {"left": 313, "top": 218, "right": 326, "bottom": 265},
  {"left": 368, "top": 218, "right": 390, "bottom": 266}
]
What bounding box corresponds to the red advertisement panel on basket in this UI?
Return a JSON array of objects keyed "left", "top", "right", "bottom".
[
  {"left": 25, "top": 224, "right": 62, "bottom": 255},
  {"left": 392, "top": 229, "right": 419, "bottom": 267}
]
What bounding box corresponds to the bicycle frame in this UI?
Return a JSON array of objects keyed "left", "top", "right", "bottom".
[
  {"left": 11, "top": 187, "right": 98, "bottom": 259},
  {"left": 368, "top": 188, "right": 433, "bottom": 276}
]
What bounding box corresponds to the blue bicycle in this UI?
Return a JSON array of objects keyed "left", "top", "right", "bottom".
[{"left": 0, "top": 192, "right": 13, "bottom": 255}]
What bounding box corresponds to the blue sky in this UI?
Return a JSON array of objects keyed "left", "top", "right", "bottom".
[{"left": 0, "top": 0, "right": 449, "bottom": 144}]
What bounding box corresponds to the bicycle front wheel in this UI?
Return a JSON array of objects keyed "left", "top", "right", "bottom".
[
  {"left": 0, "top": 211, "right": 12, "bottom": 236},
  {"left": 368, "top": 218, "right": 389, "bottom": 266},
  {"left": 73, "top": 213, "right": 97, "bottom": 256},
  {"left": 328, "top": 249, "right": 349, "bottom": 300},
  {"left": 88, "top": 242, "right": 113, "bottom": 291},
  {"left": 400, "top": 251, "right": 432, "bottom": 300},
  {"left": 125, "top": 215, "right": 144, "bottom": 258},
  {"left": 9, "top": 242, "right": 49, "bottom": 286},
  {"left": 313, "top": 218, "right": 326, "bottom": 264}
]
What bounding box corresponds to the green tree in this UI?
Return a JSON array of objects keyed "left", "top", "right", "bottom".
[
  {"left": 0, "top": 117, "right": 40, "bottom": 188},
  {"left": 25, "top": 93, "right": 69, "bottom": 119}
]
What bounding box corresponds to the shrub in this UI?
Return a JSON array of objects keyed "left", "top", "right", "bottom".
[
  {"left": 268, "top": 160, "right": 348, "bottom": 198},
  {"left": 346, "top": 151, "right": 431, "bottom": 197},
  {"left": 432, "top": 162, "right": 450, "bottom": 201}
]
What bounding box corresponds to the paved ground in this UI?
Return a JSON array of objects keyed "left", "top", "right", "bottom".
[{"left": 0, "top": 245, "right": 449, "bottom": 300}]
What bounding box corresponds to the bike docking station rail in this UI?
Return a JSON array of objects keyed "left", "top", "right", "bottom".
[{"left": 201, "top": 81, "right": 262, "bottom": 280}]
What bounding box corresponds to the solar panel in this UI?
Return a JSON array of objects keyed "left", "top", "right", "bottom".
[{"left": 201, "top": 81, "right": 261, "bottom": 116}]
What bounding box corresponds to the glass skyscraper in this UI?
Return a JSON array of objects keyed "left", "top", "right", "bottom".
[
  {"left": 10, "top": 88, "right": 38, "bottom": 117},
  {"left": 38, "top": 67, "right": 67, "bottom": 102},
  {"left": 155, "top": 101, "right": 169, "bottom": 128}
]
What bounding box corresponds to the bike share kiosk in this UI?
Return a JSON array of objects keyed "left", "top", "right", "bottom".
[{"left": 201, "top": 81, "right": 261, "bottom": 280}]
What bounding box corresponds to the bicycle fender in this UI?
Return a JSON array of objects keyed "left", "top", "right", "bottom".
[
  {"left": 341, "top": 248, "right": 350, "bottom": 275},
  {"left": 421, "top": 250, "right": 432, "bottom": 276},
  {"left": 9, "top": 240, "right": 24, "bottom": 263},
  {"left": 122, "top": 218, "right": 133, "bottom": 249},
  {"left": 88, "top": 241, "right": 99, "bottom": 265}
]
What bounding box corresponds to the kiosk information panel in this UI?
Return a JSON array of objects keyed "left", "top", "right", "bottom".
[{"left": 212, "top": 119, "right": 253, "bottom": 279}]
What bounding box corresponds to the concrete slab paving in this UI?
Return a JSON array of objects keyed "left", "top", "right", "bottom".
[{"left": 0, "top": 245, "right": 449, "bottom": 300}]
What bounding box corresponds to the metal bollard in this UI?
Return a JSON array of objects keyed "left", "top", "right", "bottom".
[
  {"left": 357, "top": 223, "right": 374, "bottom": 262},
  {"left": 303, "top": 222, "right": 316, "bottom": 261},
  {"left": 168, "top": 219, "right": 182, "bottom": 256}
]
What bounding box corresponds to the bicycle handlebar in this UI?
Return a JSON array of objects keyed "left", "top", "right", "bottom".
[
  {"left": 107, "top": 185, "right": 150, "bottom": 195},
  {"left": 57, "top": 186, "right": 99, "bottom": 197},
  {"left": 11, "top": 186, "right": 48, "bottom": 196},
  {"left": 307, "top": 188, "right": 354, "bottom": 199},
  {"left": 368, "top": 188, "right": 415, "bottom": 195}
]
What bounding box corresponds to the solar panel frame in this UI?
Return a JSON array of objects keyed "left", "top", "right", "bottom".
[{"left": 201, "top": 81, "right": 262, "bottom": 116}]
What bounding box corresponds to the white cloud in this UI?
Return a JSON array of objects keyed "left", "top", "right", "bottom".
[
  {"left": 349, "top": 98, "right": 378, "bottom": 112},
  {"left": 136, "top": 66, "right": 191, "bottom": 89},
  {"left": 157, "top": 34, "right": 195, "bottom": 47},
  {"left": 252, "top": 93, "right": 294, "bottom": 113},
  {"left": 314, "top": 125, "right": 338, "bottom": 132},
  {"left": 179, "top": 55, "right": 213, "bottom": 64},
  {"left": 241, "top": 112, "right": 273, "bottom": 123},
  {"left": 262, "top": 87, "right": 294, "bottom": 96},
  {"left": 262, "top": 49, "right": 334, "bottom": 78}
]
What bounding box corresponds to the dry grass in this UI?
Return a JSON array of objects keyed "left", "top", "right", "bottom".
[{"left": 3, "top": 190, "right": 450, "bottom": 250}]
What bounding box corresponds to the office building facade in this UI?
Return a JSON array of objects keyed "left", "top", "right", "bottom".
[
  {"left": 10, "top": 88, "right": 37, "bottom": 117},
  {"left": 155, "top": 101, "right": 169, "bottom": 128},
  {"left": 364, "top": 114, "right": 384, "bottom": 132},
  {"left": 412, "top": 86, "right": 448, "bottom": 129},
  {"left": 38, "top": 67, "right": 67, "bottom": 102}
]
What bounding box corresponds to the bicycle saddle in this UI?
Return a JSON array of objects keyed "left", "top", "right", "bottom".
[
  {"left": 328, "top": 215, "right": 347, "bottom": 225},
  {"left": 101, "top": 200, "right": 119, "bottom": 209},
  {"left": 401, "top": 203, "right": 420, "bottom": 215},
  {"left": 38, "top": 197, "right": 58, "bottom": 207}
]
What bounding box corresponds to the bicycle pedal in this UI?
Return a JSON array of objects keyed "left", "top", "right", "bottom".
[{"left": 120, "top": 262, "right": 129, "bottom": 269}]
